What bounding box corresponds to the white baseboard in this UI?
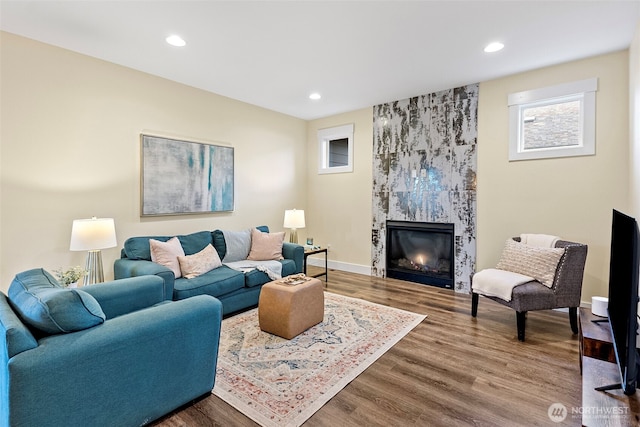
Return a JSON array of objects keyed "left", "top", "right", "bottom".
[{"left": 306, "top": 257, "right": 371, "bottom": 276}]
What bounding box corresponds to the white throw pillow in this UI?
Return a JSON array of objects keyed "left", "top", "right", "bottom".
[
  {"left": 178, "top": 244, "right": 222, "bottom": 279},
  {"left": 496, "top": 239, "right": 565, "bottom": 288}
]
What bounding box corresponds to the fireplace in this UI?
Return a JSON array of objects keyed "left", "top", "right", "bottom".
[{"left": 385, "top": 220, "right": 454, "bottom": 289}]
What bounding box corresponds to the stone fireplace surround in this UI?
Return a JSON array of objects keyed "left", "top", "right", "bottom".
[{"left": 371, "top": 83, "right": 478, "bottom": 292}]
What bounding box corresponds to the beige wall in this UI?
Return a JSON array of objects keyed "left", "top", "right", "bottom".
[
  {"left": 477, "top": 51, "right": 630, "bottom": 304},
  {"left": 1, "top": 31, "right": 635, "bottom": 303},
  {"left": 630, "top": 21, "right": 640, "bottom": 218},
  {"left": 305, "top": 109, "right": 373, "bottom": 274},
  {"left": 305, "top": 50, "right": 632, "bottom": 299},
  {"left": 0, "top": 32, "right": 307, "bottom": 292}
]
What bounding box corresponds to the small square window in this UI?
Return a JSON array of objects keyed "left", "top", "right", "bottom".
[
  {"left": 522, "top": 97, "right": 582, "bottom": 150},
  {"left": 328, "top": 138, "right": 349, "bottom": 167},
  {"left": 318, "top": 124, "right": 354, "bottom": 174},
  {"left": 508, "top": 78, "right": 597, "bottom": 161}
]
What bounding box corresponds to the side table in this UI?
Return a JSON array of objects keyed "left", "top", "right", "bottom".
[{"left": 303, "top": 248, "right": 328, "bottom": 281}]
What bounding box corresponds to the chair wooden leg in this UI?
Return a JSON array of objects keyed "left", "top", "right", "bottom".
[
  {"left": 516, "top": 311, "right": 526, "bottom": 341},
  {"left": 471, "top": 292, "right": 479, "bottom": 317},
  {"left": 569, "top": 307, "right": 578, "bottom": 334}
]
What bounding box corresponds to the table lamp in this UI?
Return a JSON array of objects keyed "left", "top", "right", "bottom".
[
  {"left": 70, "top": 217, "right": 117, "bottom": 286},
  {"left": 283, "top": 209, "right": 305, "bottom": 243}
]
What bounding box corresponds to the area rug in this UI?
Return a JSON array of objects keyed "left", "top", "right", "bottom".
[{"left": 212, "top": 292, "right": 426, "bottom": 427}]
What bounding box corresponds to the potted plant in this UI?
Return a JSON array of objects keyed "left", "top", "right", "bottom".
[{"left": 53, "top": 266, "right": 87, "bottom": 288}]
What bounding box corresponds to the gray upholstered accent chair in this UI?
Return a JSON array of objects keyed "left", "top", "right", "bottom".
[{"left": 471, "top": 238, "right": 588, "bottom": 341}]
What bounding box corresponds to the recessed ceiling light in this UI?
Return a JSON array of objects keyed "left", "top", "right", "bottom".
[
  {"left": 484, "top": 42, "right": 504, "bottom": 53},
  {"left": 166, "top": 35, "right": 186, "bottom": 47},
  {"left": 309, "top": 92, "right": 322, "bottom": 100}
]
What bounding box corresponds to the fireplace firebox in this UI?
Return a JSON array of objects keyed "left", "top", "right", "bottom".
[{"left": 385, "top": 220, "right": 454, "bottom": 289}]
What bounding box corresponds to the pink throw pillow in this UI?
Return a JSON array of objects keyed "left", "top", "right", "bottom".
[
  {"left": 247, "top": 228, "right": 285, "bottom": 261},
  {"left": 149, "top": 237, "right": 185, "bottom": 278}
]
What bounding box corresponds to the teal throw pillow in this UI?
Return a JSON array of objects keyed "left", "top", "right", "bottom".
[
  {"left": 8, "top": 268, "right": 105, "bottom": 334},
  {"left": 212, "top": 230, "right": 227, "bottom": 259}
]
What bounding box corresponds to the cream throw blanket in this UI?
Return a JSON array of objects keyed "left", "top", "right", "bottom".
[
  {"left": 519, "top": 233, "right": 559, "bottom": 248},
  {"left": 472, "top": 268, "right": 535, "bottom": 302},
  {"left": 473, "top": 233, "right": 561, "bottom": 301},
  {"left": 223, "top": 260, "right": 283, "bottom": 281}
]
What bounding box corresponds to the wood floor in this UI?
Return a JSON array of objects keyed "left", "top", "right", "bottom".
[{"left": 153, "top": 268, "right": 582, "bottom": 427}]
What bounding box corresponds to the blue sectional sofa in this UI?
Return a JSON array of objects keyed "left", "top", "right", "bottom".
[
  {"left": 114, "top": 226, "right": 304, "bottom": 315},
  {"left": 0, "top": 268, "right": 222, "bottom": 427}
]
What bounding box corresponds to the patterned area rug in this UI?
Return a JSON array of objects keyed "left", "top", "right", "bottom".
[{"left": 212, "top": 292, "right": 426, "bottom": 427}]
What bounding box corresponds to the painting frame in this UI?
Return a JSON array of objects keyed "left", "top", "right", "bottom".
[{"left": 140, "top": 134, "right": 234, "bottom": 216}]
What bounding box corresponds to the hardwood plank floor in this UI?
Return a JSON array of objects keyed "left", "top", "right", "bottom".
[{"left": 153, "top": 268, "right": 582, "bottom": 426}]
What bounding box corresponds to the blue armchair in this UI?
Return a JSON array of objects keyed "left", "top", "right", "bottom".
[{"left": 0, "top": 268, "right": 222, "bottom": 427}]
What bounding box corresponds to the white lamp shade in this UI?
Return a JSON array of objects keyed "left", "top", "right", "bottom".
[
  {"left": 70, "top": 218, "right": 117, "bottom": 251},
  {"left": 283, "top": 209, "right": 305, "bottom": 229}
]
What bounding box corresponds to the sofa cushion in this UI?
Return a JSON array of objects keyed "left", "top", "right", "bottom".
[
  {"left": 179, "top": 231, "right": 215, "bottom": 255},
  {"left": 123, "top": 231, "right": 213, "bottom": 260},
  {"left": 247, "top": 228, "right": 285, "bottom": 261},
  {"left": 173, "top": 266, "right": 245, "bottom": 300},
  {"left": 178, "top": 244, "right": 222, "bottom": 279},
  {"left": 123, "top": 235, "right": 167, "bottom": 260},
  {"left": 7, "top": 268, "right": 105, "bottom": 334},
  {"left": 150, "top": 237, "right": 185, "bottom": 278},
  {"left": 221, "top": 229, "right": 252, "bottom": 262}
]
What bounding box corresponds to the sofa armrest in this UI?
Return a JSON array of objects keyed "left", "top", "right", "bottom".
[
  {"left": 81, "top": 276, "right": 166, "bottom": 319},
  {"left": 0, "top": 293, "right": 37, "bottom": 359},
  {"left": 282, "top": 242, "right": 304, "bottom": 273},
  {"left": 7, "top": 295, "right": 222, "bottom": 427},
  {"left": 114, "top": 258, "right": 174, "bottom": 301}
]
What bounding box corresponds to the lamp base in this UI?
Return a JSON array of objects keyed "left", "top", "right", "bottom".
[
  {"left": 83, "top": 250, "right": 105, "bottom": 286},
  {"left": 289, "top": 229, "right": 298, "bottom": 244}
]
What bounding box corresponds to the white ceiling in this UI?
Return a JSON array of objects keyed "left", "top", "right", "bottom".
[{"left": 1, "top": 1, "right": 639, "bottom": 120}]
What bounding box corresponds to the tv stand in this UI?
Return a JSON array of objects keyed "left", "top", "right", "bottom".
[
  {"left": 579, "top": 308, "right": 640, "bottom": 426},
  {"left": 594, "top": 382, "right": 624, "bottom": 393}
]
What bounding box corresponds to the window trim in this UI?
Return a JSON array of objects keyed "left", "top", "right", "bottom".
[
  {"left": 508, "top": 78, "right": 597, "bottom": 161},
  {"left": 318, "top": 124, "right": 354, "bottom": 174}
]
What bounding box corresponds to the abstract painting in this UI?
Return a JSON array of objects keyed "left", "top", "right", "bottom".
[{"left": 141, "top": 135, "right": 234, "bottom": 216}]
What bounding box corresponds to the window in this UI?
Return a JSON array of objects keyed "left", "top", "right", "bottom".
[
  {"left": 328, "top": 138, "right": 349, "bottom": 167},
  {"left": 318, "top": 124, "right": 354, "bottom": 174},
  {"left": 508, "top": 78, "right": 597, "bottom": 161}
]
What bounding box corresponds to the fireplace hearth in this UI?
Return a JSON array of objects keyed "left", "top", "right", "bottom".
[{"left": 385, "top": 220, "right": 454, "bottom": 289}]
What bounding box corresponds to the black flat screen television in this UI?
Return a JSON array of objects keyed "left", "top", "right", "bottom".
[{"left": 596, "top": 209, "right": 640, "bottom": 395}]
